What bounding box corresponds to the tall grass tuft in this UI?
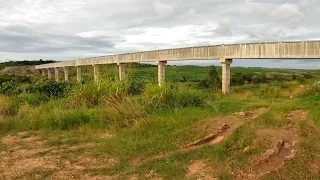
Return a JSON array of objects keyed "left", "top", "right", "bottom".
[
  {"left": 0, "top": 95, "right": 17, "bottom": 116},
  {"left": 143, "top": 84, "right": 205, "bottom": 108},
  {"left": 253, "top": 84, "right": 282, "bottom": 98},
  {"left": 69, "top": 80, "right": 129, "bottom": 108},
  {"left": 305, "top": 81, "right": 320, "bottom": 96},
  {"left": 102, "top": 95, "right": 146, "bottom": 127}
]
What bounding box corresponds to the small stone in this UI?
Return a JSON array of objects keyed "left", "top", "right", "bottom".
[
  {"left": 211, "top": 136, "right": 225, "bottom": 144},
  {"left": 283, "top": 142, "right": 291, "bottom": 149},
  {"left": 292, "top": 141, "right": 297, "bottom": 147},
  {"left": 289, "top": 96, "right": 294, "bottom": 99},
  {"left": 274, "top": 140, "right": 284, "bottom": 154},
  {"left": 243, "top": 146, "right": 250, "bottom": 153},
  {"left": 285, "top": 150, "right": 296, "bottom": 160},
  {"left": 262, "top": 149, "right": 275, "bottom": 160}
]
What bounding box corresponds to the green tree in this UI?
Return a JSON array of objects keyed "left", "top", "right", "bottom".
[{"left": 201, "top": 66, "right": 222, "bottom": 91}]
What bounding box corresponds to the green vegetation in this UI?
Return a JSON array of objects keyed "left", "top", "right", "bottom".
[
  {"left": 0, "top": 64, "right": 319, "bottom": 179},
  {"left": 0, "top": 60, "right": 55, "bottom": 70}
]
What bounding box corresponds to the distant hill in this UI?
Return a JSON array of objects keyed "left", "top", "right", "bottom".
[
  {"left": 0, "top": 65, "right": 40, "bottom": 75},
  {"left": 0, "top": 60, "right": 56, "bottom": 70}
]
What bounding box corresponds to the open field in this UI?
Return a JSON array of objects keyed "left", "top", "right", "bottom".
[{"left": 0, "top": 64, "right": 319, "bottom": 179}]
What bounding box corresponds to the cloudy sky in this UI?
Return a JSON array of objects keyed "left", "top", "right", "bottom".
[{"left": 0, "top": 0, "right": 319, "bottom": 69}]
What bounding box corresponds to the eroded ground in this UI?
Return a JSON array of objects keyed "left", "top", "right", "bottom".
[{"left": 1, "top": 109, "right": 320, "bottom": 179}]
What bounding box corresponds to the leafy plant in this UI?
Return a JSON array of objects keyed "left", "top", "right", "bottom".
[{"left": 26, "top": 81, "right": 73, "bottom": 98}]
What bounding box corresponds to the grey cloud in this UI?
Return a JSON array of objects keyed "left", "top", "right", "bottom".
[
  {"left": 0, "top": 0, "right": 319, "bottom": 68},
  {"left": 0, "top": 25, "right": 124, "bottom": 53}
]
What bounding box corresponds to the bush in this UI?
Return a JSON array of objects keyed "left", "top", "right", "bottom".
[
  {"left": 199, "top": 66, "right": 222, "bottom": 91},
  {"left": 126, "top": 78, "right": 146, "bottom": 95},
  {"left": 0, "top": 81, "right": 22, "bottom": 95},
  {"left": 231, "top": 73, "right": 247, "bottom": 86},
  {"left": 143, "top": 84, "right": 205, "bottom": 108},
  {"left": 0, "top": 75, "right": 31, "bottom": 84},
  {"left": 26, "top": 81, "right": 72, "bottom": 98},
  {"left": 15, "top": 93, "right": 50, "bottom": 106}
]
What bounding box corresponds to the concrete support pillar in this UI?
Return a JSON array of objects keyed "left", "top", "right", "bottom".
[
  {"left": 76, "top": 66, "right": 82, "bottom": 82},
  {"left": 157, "top": 61, "right": 167, "bottom": 87},
  {"left": 41, "top": 69, "right": 46, "bottom": 76},
  {"left": 117, "top": 63, "right": 126, "bottom": 81},
  {"left": 48, "top": 69, "right": 52, "bottom": 80},
  {"left": 63, "top": 67, "right": 69, "bottom": 82},
  {"left": 54, "top": 67, "right": 60, "bottom": 82},
  {"left": 93, "top": 64, "right": 100, "bottom": 83},
  {"left": 220, "top": 58, "right": 233, "bottom": 94}
]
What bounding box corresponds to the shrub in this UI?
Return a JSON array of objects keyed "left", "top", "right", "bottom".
[
  {"left": 0, "top": 81, "right": 22, "bottom": 95},
  {"left": 125, "top": 78, "right": 145, "bottom": 95},
  {"left": 0, "top": 75, "right": 31, "bottom": 84},
  {"left": 0, "top": 95, "right": 16, "bottom": 116},
  {"left": 199, "top": 66, "right": 222, "bottom": 91},
  {"left": 143, "top": 84, "right": 205, "bottom": 108},
  {"left": 26, "top": 81, "right": 72, "bottom": 98},
  {"left": 15, "top": 93, "right": 50, "bottom": 106},
  {"left": 251, "top": 74, "right": 267, "bottom": 84},
  {"left": 231, "top": 72, "right": 247, "bottom": 86}
]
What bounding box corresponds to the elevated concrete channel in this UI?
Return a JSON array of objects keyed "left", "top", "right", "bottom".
[{"left": 35, "top": 41, "right": 320, "bottom": 94}]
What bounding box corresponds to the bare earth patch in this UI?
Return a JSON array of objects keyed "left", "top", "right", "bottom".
[
  {"left": 237, "top": 110, "right": 307, "bottom": 179},
  {"left": 186, "top": 160, "right": 224, "bottom": 180},
  {"left": 140, "top": 109, "right": 267, "bottom": 166},
  {"left": 0, "top": 133, "right": 117, "bottom": 179}
]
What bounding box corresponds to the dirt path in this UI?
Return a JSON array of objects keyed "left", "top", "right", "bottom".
[{"left": 0, "top": 132, "right": 116, "bottom": 179}]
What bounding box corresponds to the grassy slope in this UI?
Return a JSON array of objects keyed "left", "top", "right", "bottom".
[{"left": 0, "top": 65, "right": 319, "bottom": 179}]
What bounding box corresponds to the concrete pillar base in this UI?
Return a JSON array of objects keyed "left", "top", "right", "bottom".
[
  {"left": 54, "top": 67, "right": 60, "bottom": 82},
  {"left": 93, "top": 64, "right": 100, "bottom": 83},
  {"left": 157, "top": 61, "right": 167, "bottom": 87},
  {"left": 220, "top": 58, "right": 232, "bottom": 94},
  {"left": 117, "top": 63, "right": 126, "bottom": 81},
  {"left": 76, "top": 66, "right": 82, "bottom": 82},
  {"left": 42, "top": 69, "right": 46, "bottom": 76},
  {"left": 48, "top": 69, "right": 52, "bottom": 80},
  {"left": 63, "top": 67, "right": 69, "bottom": 82}
]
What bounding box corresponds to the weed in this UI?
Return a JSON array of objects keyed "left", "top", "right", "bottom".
[
  {"left": 0, "top": 95, "right": 17, "bottom": 116},
  {"left": 102, "top": 95, "right": 146, "bottom": 128},
  {"left": 143, "top": 84, "right": 205, "bottom": 108}
]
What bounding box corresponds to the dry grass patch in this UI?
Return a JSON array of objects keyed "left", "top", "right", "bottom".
[{"left": 0, "top": 95, "right": 16, "bottom": 117}]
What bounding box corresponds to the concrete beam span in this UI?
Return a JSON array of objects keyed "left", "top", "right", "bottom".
[
  {"left": 36, "top": 40, "right": 320, "bottom": 94},
  {"left": 35, "top": 41, "right": 320, "bottom": 69}
]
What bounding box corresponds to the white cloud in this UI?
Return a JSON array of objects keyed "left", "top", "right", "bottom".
[
  {"left": 271, "top": 3, "right": 304, "bottom": 23},
  {"left": 0, "top": 0, "right": 319, "bottom": 69}
]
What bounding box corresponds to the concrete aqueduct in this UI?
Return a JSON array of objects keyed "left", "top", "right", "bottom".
[{"left": 35, "top": 41, "right": 320, "bottom": 94}]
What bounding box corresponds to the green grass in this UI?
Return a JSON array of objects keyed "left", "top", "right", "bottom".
[{"left": 0, "top": 65, "right": 319, "bottom": 179}]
